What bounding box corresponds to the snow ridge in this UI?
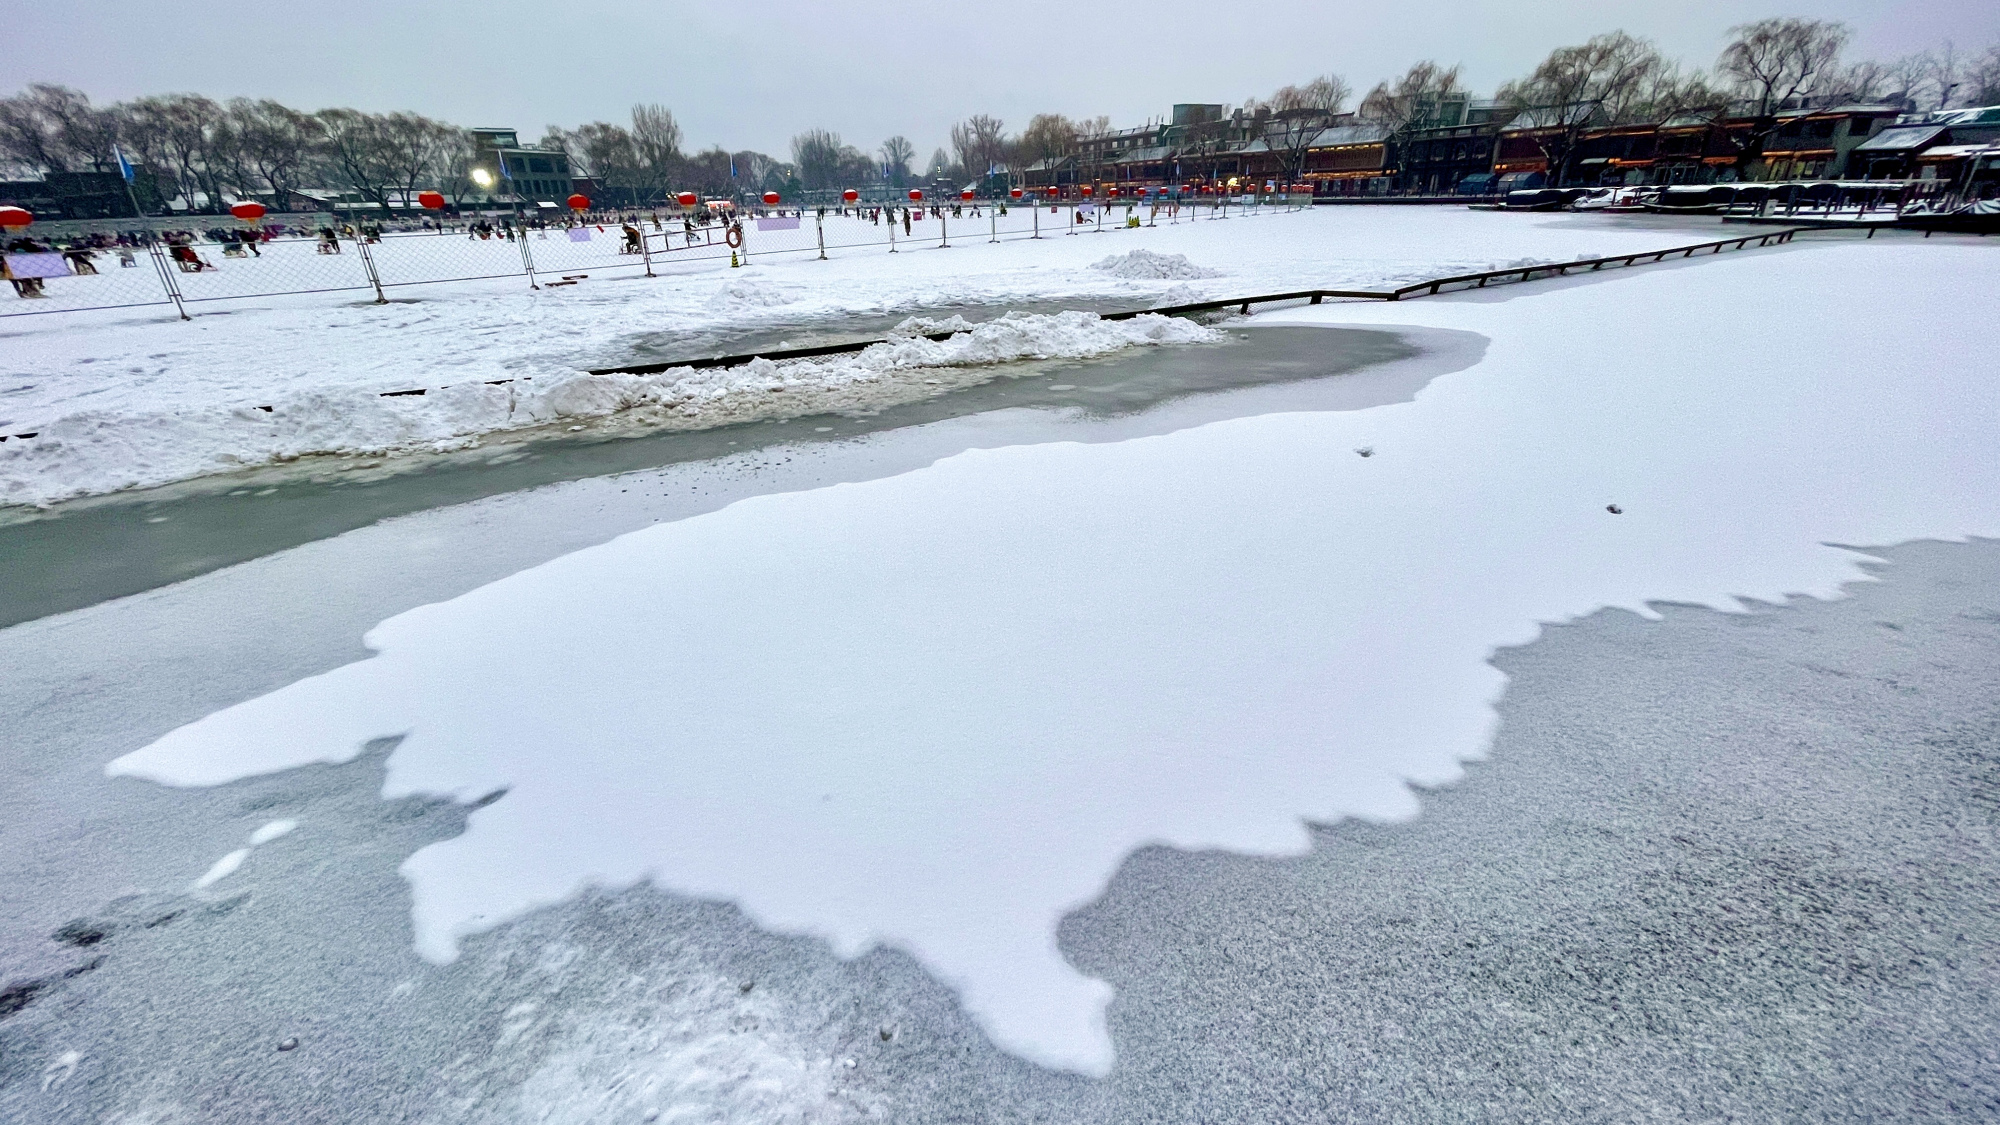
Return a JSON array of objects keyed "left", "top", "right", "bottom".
[{"left": 0, "top": 311, "right": 1219, "bottom": 507}]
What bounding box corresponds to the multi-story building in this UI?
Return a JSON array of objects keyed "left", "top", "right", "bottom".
[
  {"left": 1392, "top": 99, "right": 1511, "bottom": 194},
  {"left": 1849, "top": 104, "right": 2000, "bottom": 182},
  {"left": 467, "top": 127, "right": 575, "bottom": 206}
]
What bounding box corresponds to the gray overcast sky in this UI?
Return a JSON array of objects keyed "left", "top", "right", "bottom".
[{"left": 16, "top": 0, "right": 1998, "bottom": 160}]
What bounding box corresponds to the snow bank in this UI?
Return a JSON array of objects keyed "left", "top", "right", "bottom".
[
  {"left": 111, "top": 241, "right": 2000, "bottom": 1074},
  {"left": 0, "top": 311, "right": 1218, "bottom": 506},
  {"left": 1090, "top": 249, "right": 1222, "bottom": 280}
]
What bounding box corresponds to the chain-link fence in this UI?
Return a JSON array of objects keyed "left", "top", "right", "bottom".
[{"left": 1, "top": 197, "right": 1305, "bottom": 320}]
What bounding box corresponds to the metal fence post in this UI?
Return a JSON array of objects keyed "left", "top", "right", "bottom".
[
  {"left": 353, "top": 228, "right": 388, "bottom": 303},
  {"left": 940, "top": 208, "right": 949, "bottom": 248},
  {"left": 516, "top": 222, "right": 539, "bottom": 289},
  {"left": 888, "top": 212, "right": 897, "bottom": 253},
  {"left": 816, "top": 211, "right": 827, "bottom": 260},
  {"left": 1032, "top": 204, "right": 1039, "bottom": 239},
  {"left": 990, "top": 205, "right": 998, "bottom": 243},
  {"left": 148, "top": 241, "right": 189, "bottom": 320},
  {"left": 640, "top": 223, "right": 656, "bottom": 277}
]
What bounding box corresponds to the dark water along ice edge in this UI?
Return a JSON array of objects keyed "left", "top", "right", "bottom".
[{"left": 0, "top": 320, "right": 1422, "bottom": 629}]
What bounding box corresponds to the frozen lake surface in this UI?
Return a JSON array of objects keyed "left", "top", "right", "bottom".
[{"left": 4, "top": 214, "right": 1997, "bottom": 1121}]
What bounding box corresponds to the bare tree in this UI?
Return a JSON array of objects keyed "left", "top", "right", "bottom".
[
  {"left": 949, "top": 114, "right": 1008, "bottom": 182},
  {"left": 1270, "top": 74, "right": 1354, "bottom": 115},
  {"left": 879, "top": 135, "right": 915, "bottom": 187},
  {"left": 552, "top": 122, "right": 644, "bottom": 204},
  {"left": 1826, "top": 58, "right": 1901, "bottom": 104},
  {"left": 1714, "top": 18, "right": 1851, "bottom": 177},
  {"left": 224, "top": 99, "right": 321, "bottom": 210},
  {"left": 1255, "top": 74, "right": 1353, "bottom": 188},
  {"left": 1968, "top": 44, "right": 2000, "bottom": 107},
  {"left": 1718, "top": 18, "right": 1850, "bottom": 116},
  {"left": 314, "top": 108, "right": 401, "bottom": 211},
  {"left": 1358, "top": 62, "right": 1467, "bottom": 130},
  {"left": 1013, "top": 114, "right": 1077, "bottom": 165},
  {"left": 1497, "top": 33, "right": 1665, "bottom": 184},
  {"left": 630, "top": 104, "right": 682, "bottom": 202},
  {"left": 125, "top": 94, "right": 231, "bottom": 211},
  {"left": 0, "top": 84, "right": 120, "bottom": 175},
  {"left": 791, "top": 128, "right": 847, "bottom": 192},
  {"left": 924, "top": 147, "right": 953, "bottom": 181}
]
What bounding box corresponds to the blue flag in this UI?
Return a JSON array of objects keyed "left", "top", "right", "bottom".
[
  {"left": 114, "top": 144, "right": 136, "bottom": 183},
  {"left": 729, "top": 154, "right": 737, "bottom": 179}
]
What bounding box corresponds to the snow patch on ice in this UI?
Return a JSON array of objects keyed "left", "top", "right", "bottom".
[
  {"left": 707, "top": 276, "right": 803, "bottom": 310},
  {"left": 249, "top": 819, "right": 297, "bottom": 845},
  {"left": 193, "top": 848, "right": 249, "bottom": 890},
  {"left": 1090, "top": 249, "right": 1222, "bottom": 280}
]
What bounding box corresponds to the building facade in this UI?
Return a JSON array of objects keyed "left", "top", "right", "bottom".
[{"left": 468, "top": 127, "right": 575, "bottom": 206}]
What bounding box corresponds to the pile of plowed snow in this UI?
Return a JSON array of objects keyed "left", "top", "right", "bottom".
[
  {"left": 1090, "top": 250, "right": 1223, "bottom": 280},
  {"left": 0, "top": 312, "right": 1221, "bottom": 507}
]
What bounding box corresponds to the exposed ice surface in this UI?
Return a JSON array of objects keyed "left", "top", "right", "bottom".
[
  {"left": 1089, "top": 249, "right": 1222, "bottom": 279},
  {"left": 5, "top": 209, "right": 1699, "bottom": 506},
  {"left": 109, "top": 238, "right": 2000, "bottom": 1074}
]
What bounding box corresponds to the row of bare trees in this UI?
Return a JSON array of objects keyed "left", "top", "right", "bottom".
[
  {"left": 1491, "top": 20, "right": 1999, "bottom": 184},
  {"left": 0, "top": 85, "right": 479, "bottom": 212},
  {"left": 8, "top": 19, "right": 1995, "bottom": 210},
  {"left": 0, "top": 85, "right": 779, "bottom": 212},
  {"left": 1238, "top": 20, "right": 1998, "bottom": 189}
]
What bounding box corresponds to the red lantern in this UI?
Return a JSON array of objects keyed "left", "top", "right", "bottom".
[
  {"left": 1045, "top": 186, "right": 1058, "bottom": 198},
  {"left": 229, "top": 201, "right": 267, "bottom": 221},
  {"left": 418, "top": 190, "right": 445, "bottom": 210},
  {"left": 1107, "top": 187, "right": 1119, "bottom": 198},
  {"left": 907, "top": 189, "right": 923, "bottom": 201},
  {"left": 1009, "top": 187, "right": 1023, "bottom": 199},
  {"left": 567, "top": 193, "right": 590, "bottom": 211},
  {"left": 960, "top": 189, "right": 974, "bottom": 200},
  {"left": 842, "top": 189, "right": 859, "bottom": 203},
  {"left": 676, "top": 191, "right": 698, "bottom": 207},
  {"left": 1080, "top": 184, "right": 1094, "bottom": 197},
  {"left": 0, "top": 205, "right": 31, "bottom": 228},
  {"left": 762, "top": 191, "right": 780, "bottom": 205}
]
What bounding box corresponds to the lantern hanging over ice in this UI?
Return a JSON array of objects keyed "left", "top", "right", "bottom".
[
  {"left": 1009, "top": 188, "right": 1023, "bottom": 200},
  {"left": 418, "top": 191, "right": 446, "bottom": 210},
  {"left": 762, "top": 191, "right": 780, "bottom": 205},
  {"left": 567, "top": 193, "right": 590, "bottom": 211},
  {"left": 677, "top": 191, "right": 698, "bottom": 207},
  {"left": 1106, "top": 187, "right": 1119, "bottom": 198},
  {"left": 907, "top": 189, "right": 923, "bottom": 201},
  {"left": 960, "top": 189, "right": 974, "bottom": 200},
  {"left": 229, "top": 201, "right": 267, "bottom": 221},
  {"left": 1045, "top": 186, "right": 1058, "bottom": 198},
  {"left": 1079, "top": 184, "right": 1094, "bottom": 197},
  {"left": 842, "top": 189, "right": 859, "bottom": 203},
  {"left": 0, "top": 205, "right": 32, "bottom": 228}
]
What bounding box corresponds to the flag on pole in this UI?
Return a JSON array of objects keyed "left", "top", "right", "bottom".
[
  {"left": 729, "top": 154, "right": 738, "bottom": 180},
  {"left": 113, "top": 144, "right": 136, "bottom": 183}
]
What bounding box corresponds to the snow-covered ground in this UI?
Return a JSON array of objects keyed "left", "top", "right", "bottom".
[
  {"left": 3, "top": 207, "right": 1712, "bottom": 506},
  {"left": 111, "top": 232, "right": 2000, "bottom": 1075}
]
